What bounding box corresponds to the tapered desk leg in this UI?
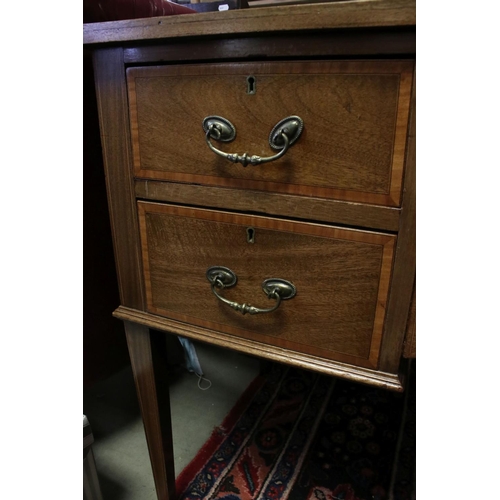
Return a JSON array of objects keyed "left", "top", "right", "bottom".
[{"left": 124, "top": 321, "right": 176, "bottom": 500}]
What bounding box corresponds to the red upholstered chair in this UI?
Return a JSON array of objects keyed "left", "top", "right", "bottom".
[{"left": 83, "top": 0, "right": 197, "bottom": 23}]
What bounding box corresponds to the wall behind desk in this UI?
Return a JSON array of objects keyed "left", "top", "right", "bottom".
[{"left": 83, "top": 53, "right": 130, "bottom": 388}]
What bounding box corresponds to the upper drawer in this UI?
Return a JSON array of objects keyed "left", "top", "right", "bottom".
[{"left": 127, "top": 61, "right": 413, "bottom": 207}]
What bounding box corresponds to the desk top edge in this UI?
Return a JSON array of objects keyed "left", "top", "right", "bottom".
[{"left": 83, "top": 0, "right": 416, "bottom": 46}]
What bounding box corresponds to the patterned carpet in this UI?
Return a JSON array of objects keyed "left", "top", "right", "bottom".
[{"left": 176, "top": 362, "right": 415, "bottom": 500}]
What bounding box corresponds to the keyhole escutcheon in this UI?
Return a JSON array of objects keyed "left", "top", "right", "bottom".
[
  {"left": 247, "top": 227, "right": 255, "bottom": 243},
  {"left": 246, "top": 76, "right": 256, "bottom": 95}
]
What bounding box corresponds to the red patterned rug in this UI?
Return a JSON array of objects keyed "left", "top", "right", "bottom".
[{"left": 176, "top": 363, "right": 415, "bottom": 500}]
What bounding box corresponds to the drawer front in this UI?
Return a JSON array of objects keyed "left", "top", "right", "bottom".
[
  {"left": 128, "top": 61, "right": 413, "bottom": 207},
  {"left": 137, "top": 202, "right": 396, "bottom": 369}
]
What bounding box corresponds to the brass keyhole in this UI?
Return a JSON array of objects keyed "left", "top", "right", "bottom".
[
  {"left": 246, "top": 76, "right": 256, "bottom": 95},
  {"left": 247, "top": 227, "right": 255, "bottom": 243}
]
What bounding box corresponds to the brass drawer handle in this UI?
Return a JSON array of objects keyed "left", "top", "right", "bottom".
[
  {"left": 206, "top": 266, "right": 296, "bottom": 315},
  {"left": 202, "top": 115, "right": 304, "bottom": 167}
]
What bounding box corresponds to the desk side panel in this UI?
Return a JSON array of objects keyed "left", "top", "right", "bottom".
[
  {"left": 93, "top": 47, "right": 145, "bottom": 310},
  {"left": 378, "top": 68, "right": 416, "bottom": 371}
]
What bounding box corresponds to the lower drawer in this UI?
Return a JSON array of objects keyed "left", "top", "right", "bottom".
[{"left": 137, "top": 202, "right": 395, "bottom": 369}]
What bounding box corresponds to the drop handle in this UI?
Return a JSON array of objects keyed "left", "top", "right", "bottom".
[
  {"left": 202, "top": 115, "right": 304, "bottom": 167},
  {"left": 206, "top": 266, "right": 296, "bottom": 315}
]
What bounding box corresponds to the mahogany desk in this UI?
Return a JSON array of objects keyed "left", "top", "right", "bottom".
[{"left": 84, "top": 2, "right": 416, "bottom": 498}]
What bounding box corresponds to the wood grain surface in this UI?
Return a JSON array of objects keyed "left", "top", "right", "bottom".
[
  {"left": 86, "top": 9, "right": 416, "bottom": 500},
  {"left": 134, "top": 180, "right": 401, "bottom": 232},
  {"left": 125, "top": 322, "right": 176, "bottom": 499},
  {"left": 403, "top": 283, "right": 416, "bottom": 358},
  {"left": 137, "top": 202, "right": 396, "bottom": 369},
  {"left": 115, "top": 306, "right": 405, "bottom": 392},
  {"left": 128, "top": 61, "right": 413, "bottom": 206},
  {"left": 83, "top": 0, "right": 416, "bottom": 45},
  {"left": 93, "top": 48, "right": 145, "bottom": 310},
  {"left": 122, "top": 30, "right": 416, "bottom": 64},
  {"left": 378, "top": 69, "right": 416, "bottom": 371}
]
